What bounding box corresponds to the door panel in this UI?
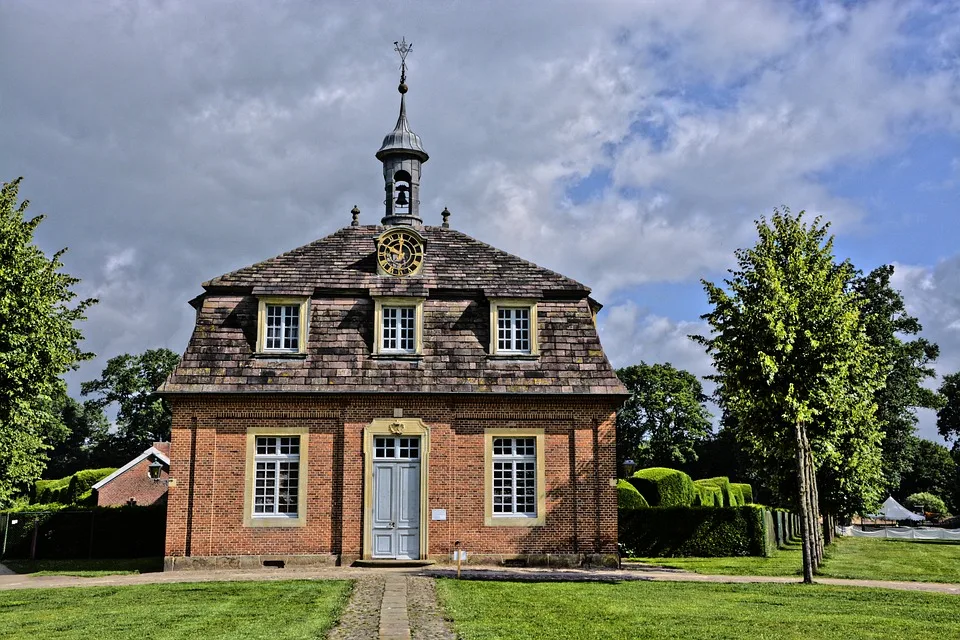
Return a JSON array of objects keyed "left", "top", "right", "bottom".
[{"left": 369, "top": 438, "right": 421, "bottom": 559}]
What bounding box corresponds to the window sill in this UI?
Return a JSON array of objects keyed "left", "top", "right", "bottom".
[
  {"left": 371, "top": 353, "right": 423, "bottom": 361},
  {"left": 484, "top": 515, "right": 545, "bottom": 527},
  {"left": 244, "top": 515, "right": 306, "bottom": 528},
  {"left": 487, "top": 353, "right": 539, "bottom": 361},
  {"left": 253, "top": 352, "right": 308, "bottom": 360}
]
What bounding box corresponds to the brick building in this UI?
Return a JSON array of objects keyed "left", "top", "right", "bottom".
[
  {"left": 159, "top": 51, "right": 626, "bottom": 570},
  {"left": 93, "top": 442, "right": 170, "bottom": 507}
]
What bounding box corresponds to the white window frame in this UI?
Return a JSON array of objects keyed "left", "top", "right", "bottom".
[
  {"left": 243, "top": 426, "right": 309, "bottom": 528},
  {"left": 257, "top": 297, "right": 309, "bottom": 354},
  {"left": 381, "top": 306, "right": 417, "bottom": 353},
  {"left": 489, "top": 299, "right": 539, "bottom": 356},
  {"left": 252, "top": 436, "right": 301, "bottom": 518},
  {"left": 373, "top": 297, "right": 424, "bottom": 356},
  {"left": 484, "top": 428, "right": 546, "bottom": 527}
]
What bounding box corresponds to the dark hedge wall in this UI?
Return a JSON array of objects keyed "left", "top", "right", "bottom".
[
  {"left": 619, "top": 505, "right": 774, "bottom": 557},
  {"left": 628, "top": 468, "right": 696, "bottom": 507}
]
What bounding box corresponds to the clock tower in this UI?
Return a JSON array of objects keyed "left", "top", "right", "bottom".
[{"left": 377, "top": 37, "right": 428, "bottom": 228}]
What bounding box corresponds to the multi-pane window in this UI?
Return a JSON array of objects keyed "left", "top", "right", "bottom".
[
  {"left": 253, "top": 436, "right": 300, "bottom": 517},
  {"left": 497, "top": 307, "right": 530, "bottom": 353},
  {"left": 492, "top": 437, "right": 537, "bottom": 516},
  {"left": 373, "top": 436, "right": 420, "bottom": 460},
  {"left": 265, "top": 304, "right": 300, "bottom": 351},
  {"left": 381, "top": 306, "right": 416, "bottom": 353}
]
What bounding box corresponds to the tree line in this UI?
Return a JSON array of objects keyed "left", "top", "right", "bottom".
[{"left": 617, "top": 209, "right": 960, "bottom": 583}]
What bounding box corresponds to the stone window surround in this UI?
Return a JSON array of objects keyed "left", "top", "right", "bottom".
[
  {"left": 243, "top": 426, "right": 310, "bottom": 528},
  {"left": 483, "top": 428, "right": 546, "bottom": 527},
  {"left": 488, "top": 298, "right": 539, "bottom": 357},
  {"left": 372, "top": 296, "right": 425, "bottom": 356},
  {"left": 256, "top": 296, "right": 310, "bottom": 355}
]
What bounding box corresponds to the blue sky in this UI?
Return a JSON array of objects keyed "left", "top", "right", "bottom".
[{"left": 0, "top": 1, "right": 958, "bottom": 443}]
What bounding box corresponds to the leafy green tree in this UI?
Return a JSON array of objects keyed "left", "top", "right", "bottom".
[
  {"left": 938, "top": 372, "right": 960, "bottom": 445},
  {"left": 43, "top": 390, "right": 110, "bottom": 479},
  {"left": 81, "top": 348, "right": 180, "bottom": 460},
  {"left": 897, "top": 436, "right": 958, "bottom": 511},
  {"left": 615, "top": 362, "right": 713, "bottom": 470},
  {"left": 904, "top": 491, "right": 948, "bottom": 517},
  {"left": 853, "top": 265, "right": 940, "bottom": 490},
  {"left": 0, "top": 178, "right": 95, "bottom": 506},
  {"left": 696, "top": 208, "right": 883, "bottom": 582}
]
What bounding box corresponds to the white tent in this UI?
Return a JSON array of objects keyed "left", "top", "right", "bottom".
[{"left": 867, "top": 496, "right": 925, "bottom": 522}]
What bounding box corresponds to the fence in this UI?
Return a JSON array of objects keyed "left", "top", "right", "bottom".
[
  {"left": 0, "top": 504, "right": 166, "bottom": 560},
  {"left": 836, "top": 526, "right": 960, "bottom": 541}
]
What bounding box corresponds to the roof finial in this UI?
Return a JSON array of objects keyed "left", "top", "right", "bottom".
[
  {"left": 394, "top": 37, "right": 412, "bottom": 94},
  {"left": 351, "top": 205, "right": 360, "bottom": 226},
  {"left": 441, "top": 207, "right": 451, "bottom": 229}
]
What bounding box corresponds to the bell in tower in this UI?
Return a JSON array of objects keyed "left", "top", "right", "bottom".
[{"left": 377, "top": 38, "right": 429, "bottom": 227}]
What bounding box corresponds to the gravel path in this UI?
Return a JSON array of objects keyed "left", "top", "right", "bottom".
[
  {"left": 408, "top": 576, "right": 456, "bottom": 640},
  {"left": 327, "top": 575, "right": 385, "bottom": 640}
]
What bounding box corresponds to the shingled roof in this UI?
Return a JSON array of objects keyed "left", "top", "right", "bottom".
[
  {"left": 160, "top": 224, "right": 627, "bottom": 397},
  {"left": 204, "top": 225, "right": 588, "bottom": 298}
]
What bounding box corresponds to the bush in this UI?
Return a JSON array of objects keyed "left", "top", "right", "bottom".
[
  {"left": 67, "top": 468, "right": 116, "bottom": 504},
  {"left": 617, "top": 480, "right": 650, "bottom": 509},
  {"left": 731, "top": 483, "right": 753, "bottom": 505},
  {"left": 619, "top": 505, "right": 774, "bottom": 557},
  {"left": 629, "top": 468, "right": 696, "bottom": 507},
  {"left": 697, "top": 477, "right": 744, "bottom": 507},
  {"left": 905, "top": 492, "right": 949, "bottom": 517},
  {"left": 693, "top": 481, "right": 722, "bottom": 507},
  {"left": 34, "top": 477, "right": 72, "bottom": 505}
]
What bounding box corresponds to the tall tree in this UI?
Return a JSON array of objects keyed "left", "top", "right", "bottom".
[
  {"left": 81, "top": 348, "right": 180, "bottom": 460},
  {"left": 938, "top": 372, "right": 960, "bottom": 445},
  {"left": 43, "top": 390, "right": 110, "bottom": 479},
  {"left": 696, "top": 208, "right": 883, "bottom": 583},
  {"left": 853, "top": 265, "right": 940, "bottom": 490},
  {"left": 616, "top": 362, "right": 713, "bottom": 470},
  {"left": 0, "top": 178, "right": 96, "bottom": 506}
]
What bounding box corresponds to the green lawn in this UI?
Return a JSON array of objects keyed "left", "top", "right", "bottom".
[
  {"left": 2, "top": 557, "right": 163, "bottom": 577},
  {"left": 0, "top": 580, "right": 352, "bottom": 639},
  {"left": 626, "top": 537, "right": 960, "bottom": 583},
  {"left": 437, "top": 579, "right": 960, "bottom": 640}
]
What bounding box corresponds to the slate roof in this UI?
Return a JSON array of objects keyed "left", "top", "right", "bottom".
[
  {"left": 204, "top": 225, "right": 587, "bottom": 298},
  {"left": 160, "top": 224, "right": 627, "bottom": 397}
]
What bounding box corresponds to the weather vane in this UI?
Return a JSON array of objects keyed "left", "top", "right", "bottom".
[{"left": 394, "top": 37, "right": 413, "bottom": 87}]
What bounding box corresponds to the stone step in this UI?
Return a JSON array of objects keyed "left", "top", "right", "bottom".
[{"left": 354, "top": 559, "right": 435, "bottom": 568}]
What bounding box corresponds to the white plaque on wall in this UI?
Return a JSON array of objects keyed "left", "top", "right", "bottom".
[{"left": 431, "top": 509, "right": 447, "bottom": 521}]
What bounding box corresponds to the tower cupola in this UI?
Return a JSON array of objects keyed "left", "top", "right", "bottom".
[{"left": 377, "top": 38, "right": 428, "bottom": 227}]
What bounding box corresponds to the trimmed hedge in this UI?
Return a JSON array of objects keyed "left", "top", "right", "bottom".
[
  {"left": 619, "top": 505, "right": 775, "bottom": 557},
  {"left": 67, "top": 468, "right": 115, "bottom": 504},
  {"left": 0, "top": 503, "right": 166, "bottom": 559},
  {"left": 34, "top": 477, "right": 72, "bottom": 505},
  {"left": 629, "top": 468, "right": 696, "bottom": 507},
  {"left": 617, "top": 480, "right": 650, "bottom": 509},
  {"left": 698, "top": 477, "right": 746, "bottom": 507},
  {"left": 693, "top": 481, "right": 722, "bottom": 507},
  {"left": 732, "top": 483, "right": 753, "bottom": 505}
]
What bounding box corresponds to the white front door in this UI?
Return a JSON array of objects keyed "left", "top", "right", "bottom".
[{"left": 371, "top": 436, "right": 421, "bottom": 559}]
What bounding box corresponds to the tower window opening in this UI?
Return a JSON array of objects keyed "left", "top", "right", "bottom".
[{"left": 393, "top": 170, "right": 412, "bottom": 215}]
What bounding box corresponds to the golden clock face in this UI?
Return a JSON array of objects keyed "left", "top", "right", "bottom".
[{"left": 377, "top": 228, "right": 425, "bottom": 277}]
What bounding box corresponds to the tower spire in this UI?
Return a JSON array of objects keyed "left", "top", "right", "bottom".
[{"left": 377, "top": 37, "right": 428, "bottom": 227}]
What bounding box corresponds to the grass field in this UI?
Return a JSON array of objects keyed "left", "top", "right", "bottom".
[
  {"left": 626, "top": 536, "right": 960, "bottom": 583},
  {"left": 437, "top": 579, "right": 960, "bottom": 640},
  {"left": 1, "top": 557, "right": 163, "bottom": 577},
  {"left": 0, "top": 580, "right": 352, "bottom": 639}
]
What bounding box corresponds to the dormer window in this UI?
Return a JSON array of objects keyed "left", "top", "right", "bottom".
[
  {"left": 256, "top": 297, "right": 309, "bottom": 354},
  {"left": 373, "top": 297, "right": 424, "bottom": 356},
  {"left": 489, "top": 299, "right": 539, "bottom": 356}
]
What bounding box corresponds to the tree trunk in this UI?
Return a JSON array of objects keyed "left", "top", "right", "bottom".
[
  {"left": 794, "top": 421, "right": 814, "bottom": 584},
  {"left": 799, "top": 424, "right": 823, "bottom": 570}
]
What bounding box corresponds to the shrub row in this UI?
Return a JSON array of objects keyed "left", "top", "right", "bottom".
[
  {"left": 33, "top": 468, "right": 115, "bottom": 506},
  {"left": 619, "top": 505, "right": 775, "bottom": 557},
  {"left": 617, "top": 480, "right": 650, "bottom": 509},
  {"left": 622, "top": 468, "right": 753, "bottom": 509}
]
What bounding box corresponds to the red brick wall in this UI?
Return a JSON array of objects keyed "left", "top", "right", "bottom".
[
  {"left": 164, "top": 394, "right": 619, "bottom": 560},
  {"left": 96, "top": 457, "right": 170, "bottom": 507}
]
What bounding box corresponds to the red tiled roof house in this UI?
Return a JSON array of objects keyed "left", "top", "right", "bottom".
[
  {"left": 93, "top": 442, "right": 171, "bottom": 507},
  {"left": 158, "top": 64, "right": 627, "bottom": 569}
]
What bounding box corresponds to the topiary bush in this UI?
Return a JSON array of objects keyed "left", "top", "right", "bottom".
[
  {"left": 905, "top": 492, "right": 949, "bottom": 517},
  {"left": 619, "top": 505, "right": 774, "bottom": 557},
  {"left": 694, "top": 480, "right": 723, "bottom": 507},
  {"left": 731, "top": 483, "right": 753, "bottom": 505},
  {"left": 698, "top": 477, "right": 743, "bottom": 507},
  {"left": 34, "top": 477, "right": 72, "bottom": 505},
  {"left": 628, "top": 468, "right": 696, "bottom": 507},
  {"left": 617, "top": 480, "right": 650, "bottom": 509},
  {"left": 67, "top": 468, "right": 116, "bottom": 504}
]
